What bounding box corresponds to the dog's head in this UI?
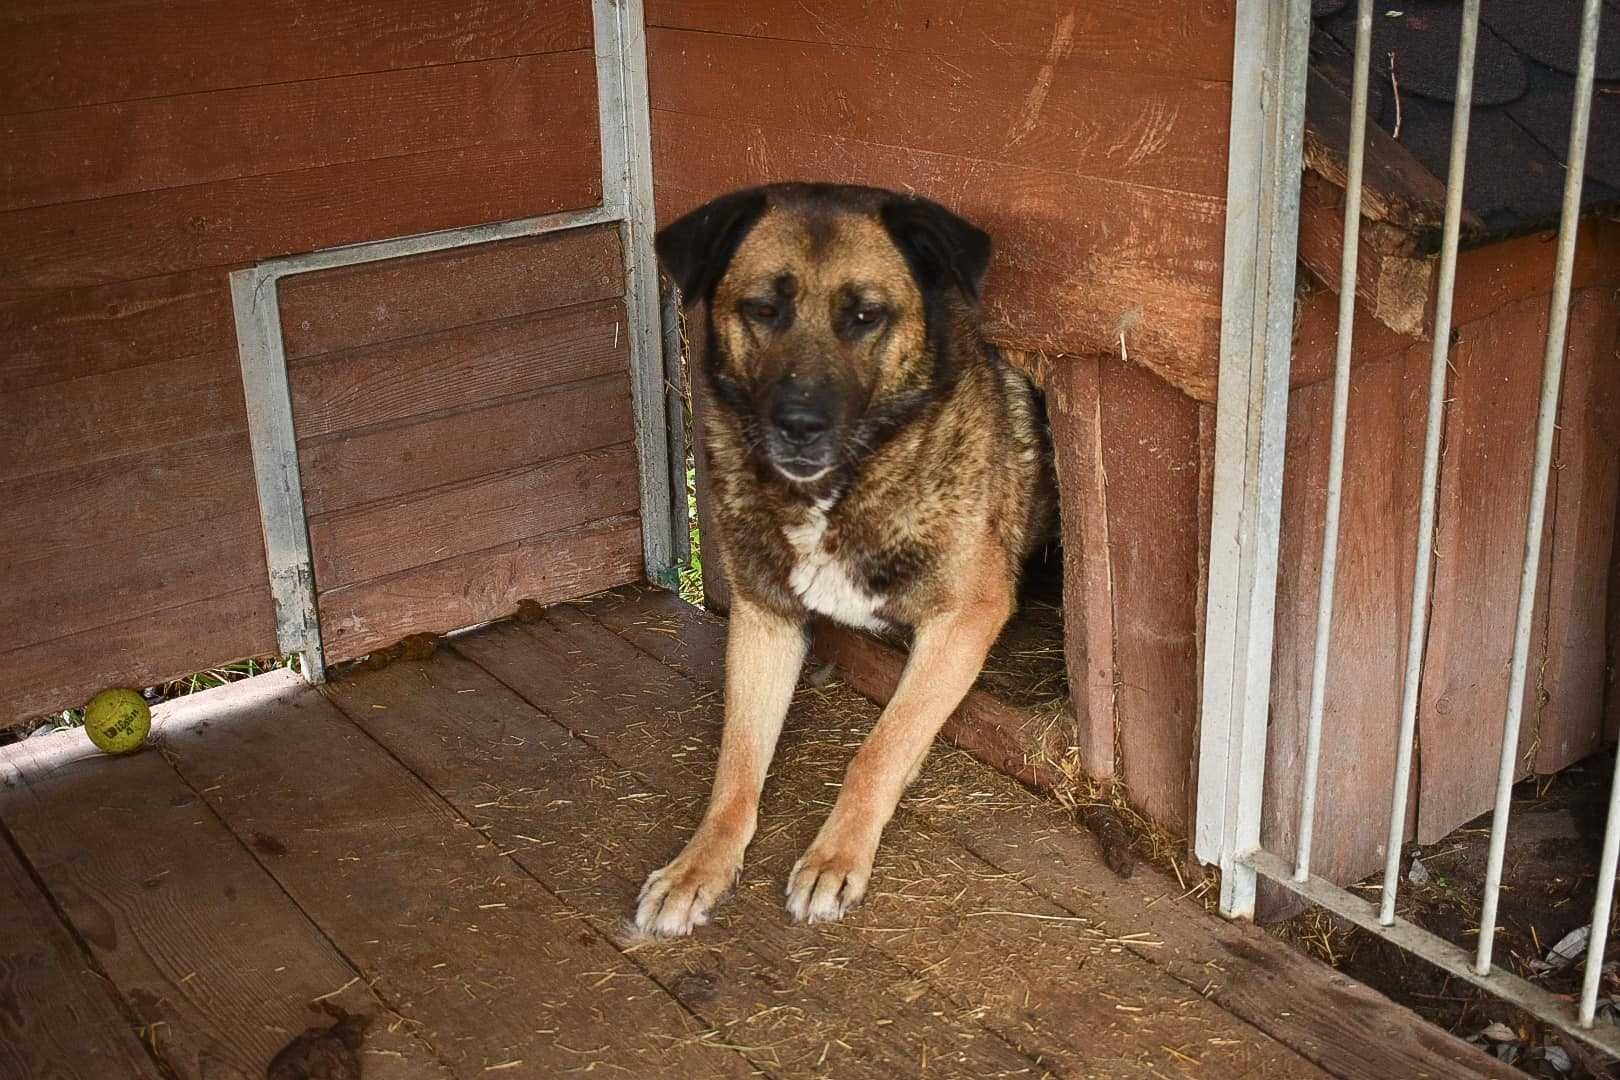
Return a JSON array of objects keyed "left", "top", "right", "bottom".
[{"left": 656, "top": 183, "right": 991, "bottom": 484}]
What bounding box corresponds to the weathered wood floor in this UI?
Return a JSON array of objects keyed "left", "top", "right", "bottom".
[{"left": 0, "top": 588, "right": 1511, "bottom": 1079}]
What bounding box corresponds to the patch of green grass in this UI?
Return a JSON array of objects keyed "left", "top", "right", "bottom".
[
  {"left": 677, "top": 461, "right": 705, "bottom": 606},
  {"left": 156, "top": 656, "right": 299, "bottom": 698}
]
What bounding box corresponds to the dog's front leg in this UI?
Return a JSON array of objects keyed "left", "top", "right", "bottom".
[
  {"left": 635, "top": 596, "right": 806, "bottom": 937},
  {"left": 786, "top": 587, "right": 1012, "bottom": 923}
]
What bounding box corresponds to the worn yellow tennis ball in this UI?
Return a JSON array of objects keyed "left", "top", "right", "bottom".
[{"left": 83, "top": 689, "right": 151, "bottom": 755}]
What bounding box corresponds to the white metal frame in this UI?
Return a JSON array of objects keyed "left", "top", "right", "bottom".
[
  {"left": 1194, "top": 0, "right": 1313, "bottom": 918},
  {"left": 232, "top": 0, "right": 679, "bottom": 681},
  {"left": 1196, "top": 0, "right": 1618, "bottom": 1053}
]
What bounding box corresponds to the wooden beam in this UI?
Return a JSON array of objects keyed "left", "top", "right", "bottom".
[
  {"left": 1296, "top": 169, "right": 1435, "bottom": 338},
  {"left": 1302, "top": 66, "right": 1483, "bottom": 235}
]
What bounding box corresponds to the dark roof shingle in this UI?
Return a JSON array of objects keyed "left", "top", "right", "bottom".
[{"left": 1310, "top": 1, "right": 1620, "bottom": 236}]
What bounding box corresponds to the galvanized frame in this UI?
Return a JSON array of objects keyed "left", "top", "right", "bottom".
[
  {"left": 1193, "top": 0, "right": 1313, "bottom": 918},
  {"left": 1196, "top": 0, "right": 1617, "bottom": 1052},
  {"left": 232, "top": 0, "right": 678, "bottom": 680}
]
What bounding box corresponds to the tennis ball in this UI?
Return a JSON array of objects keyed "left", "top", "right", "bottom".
[{"left": 83, "top": 689, "right": 151, "bottom": 755}]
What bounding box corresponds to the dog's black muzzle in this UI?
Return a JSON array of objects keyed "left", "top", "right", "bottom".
[{"left": 761, "top": 377, "right": 841, "bottom": 482}]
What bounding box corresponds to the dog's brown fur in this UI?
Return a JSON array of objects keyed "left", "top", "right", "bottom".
[{"left": 636, "top": 183, "right": 1054, "bottom": 935}]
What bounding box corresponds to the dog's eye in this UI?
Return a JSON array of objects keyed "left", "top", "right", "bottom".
[
  {"left": 851, "top": 303, "right": 887, "bottom": 328},
  {"left": 739, "top": 299, "right": 779, "bottom": 323}
]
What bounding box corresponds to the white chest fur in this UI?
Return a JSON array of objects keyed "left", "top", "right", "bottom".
[{"left": 782, "top": 502, "right": 888, "bottom": 631}]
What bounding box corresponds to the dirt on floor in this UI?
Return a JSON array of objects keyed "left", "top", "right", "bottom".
[{"left": 1271, "top": 750, "right": 1620, "bottom": 1079}]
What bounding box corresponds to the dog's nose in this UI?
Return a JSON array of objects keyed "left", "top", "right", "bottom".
[{"left": 770, "top": 400, "right": 831, "bottom": 446}]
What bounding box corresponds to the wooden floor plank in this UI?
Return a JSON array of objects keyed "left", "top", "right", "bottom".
[
  {"left": 324, "top": 646, "right": 1043, "bottom": 1079},
  {"left": 0, "top": 831, "right": 163, "bottom": 1080},
  {"left": 456, "top": 605, "right": 1329, "bottom": 1079},
  {"left": 0, "top": 728, "right": 448, "bottom": 1080},
  {"left": 148, "top": 668, "right": 755, "bottom": 1080},
  {"left": 588, "top": 588, "right": 1520, "bottom": 1080}
]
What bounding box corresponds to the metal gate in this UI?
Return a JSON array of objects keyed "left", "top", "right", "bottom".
[{"left": 1194, "top": 0, "right": 1617, "bottom": 1053}]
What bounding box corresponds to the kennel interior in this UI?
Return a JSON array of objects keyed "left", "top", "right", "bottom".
[{"left": 0, "top": 1, "right": 1611, "bottom": 1077}]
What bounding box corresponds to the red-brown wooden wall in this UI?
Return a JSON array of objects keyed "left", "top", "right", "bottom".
[
  {"left": 1261, "top": 224, "right": 1620, "bottom": 906},
  {"left": 1, "top": 2, "right": 630, "bottom": 724}
]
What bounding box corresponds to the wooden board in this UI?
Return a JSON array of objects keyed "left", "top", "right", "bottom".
[
  {"left": 808, "top": 622, "right": 1072, "bottom": 793},
  {"left": 151, "top": 669, "right": 755, "bottom": 1078},
  {"left": 1045, "top": 355, "right": 1117, "bottom": 778},
  {"left": 1261, "top": 351, "right": 1426, "bottom": 911},
  {"left": 954, "top": 800, "right": 1524, "bottom": 1080},
  {"left": 653, "top": 109, "right": 1226, "bottom": 399},
  {"left": 1097, "top": 359, "right": 1202, "bottom": 830},
  {"left": 1417, "top": 296, "right": 1558, "bottom": 841},
  {"left": 308, "top": 443, "right": 640, "bottom": 590},
  {"left": 1, "top": 52, "right": 594, "bottom": 212},
  {"left": 1533, "top": 289, "right": 1620, "bottom": 772},
  {"left": 288, "top": 301, "right": 628, "bottom": 442},
  {"left": 279, "top": 225, "right": 622, "bottom": 361},
  {"left": 1296, "top": 171, "right": 1435, "bottom": 338},
  {"left": 3, "top": 350, "right": 246, "bottom": 481},
  {"left": 0, "top": 727, "right": 447, "bottom": 1079},
  {"left": 1290, "top": 222, "right": 1618, "bottom": 394},
  {"left": 0, "top": 269, "right": 234, "bottom": 391},
  {"left": 0, "top": 140, "right": 601, "bottom": 297},
  {"left": 318, "top": 514, "right": 643, "bottom": 661},
  {"left": 0, "top": 509, "right": 266, "bottom": 654},
  {"left": 646, "top": 0, "right": 1237, "bottom": 82},
  {"left": 0, "top": 0, "right": 591, "bottom": 113},
  {"left": 1290, "top": 273, "right": 1426, "bottom": 390},
  {"left": 0, "top": 432, "right": 256, "bottom": 568},
  {"left": 648, "top": 27, "right": 1230, "bottom": 196},
  {"left": 325, "top": 644, "right": 1048, "bottom": 1078},
  {"left": 1450, "top": 221, "right": 1620, "bottom": 330},
  {"left": 0, "top": 835, "right": 163, "bottom": 1080},
  {"left": 2, "top": 586, "right": 275, "bottom": 728},
  {"left": 300, "top": 376, "right": 634, "bottom": 516},
  {"left": 456, "top": 603, "right": 1331, "bottom": 1079},
  {"left": 1302, "top": 67, "right": 1462, "bottom": 233}
]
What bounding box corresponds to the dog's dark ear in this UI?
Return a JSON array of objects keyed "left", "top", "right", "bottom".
[
  {"left": 655, "top": 188, "right": 769, "bottom": 307},
  {"left": 879, "top": 195, "right": 992, "bottom": 303}
]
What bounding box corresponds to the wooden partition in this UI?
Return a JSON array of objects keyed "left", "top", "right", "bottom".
[
  {"left": 278, "top": 226, "right": 644, "bottom": 663},
  {"left": 1, "top": 2, "right": 626, "bottom": 725}
]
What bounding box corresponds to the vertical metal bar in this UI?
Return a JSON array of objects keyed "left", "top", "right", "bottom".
[
  {"left": 595, "top": 0, "right": 679, "bottom": 584},
  {"left": 1194, "top": 0, "right": 1312, "bottom": 918},
  {"left": 1583, "top": 746, "right": 1620, "bottom": 1025},
  {"left": 1379, "top": 0, "right": 1481, "bottom": 927},
  {"left": 231, "top": 267, "right": 325, "bottom": 683},
  {"left": 1294, "top": 0, "right": 1374, "bottom": 883},
  {"left": 1480, "top": 0, "right": 1603, "bottom": 978}
]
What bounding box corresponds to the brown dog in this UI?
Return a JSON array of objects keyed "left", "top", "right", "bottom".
[{"left": 636, "top": 183, "right": 1054, "bottom": 936}]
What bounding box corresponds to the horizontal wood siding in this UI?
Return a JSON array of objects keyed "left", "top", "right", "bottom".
[
  {"left": 320, "top": 515, "right": 645, "bottom": 660},
  {"left": 647, "top": 2, "right": 1232, "bottom": 399},
  {"left": 286, "top": 225, "right": 644, "bottom": 663},
  {"left": 0, "top": 1, "right": 591, "bottom": 113},
  {"left": 0, "top": 1, "right": 602, "bottom": 727},
  {"left": 645, "top": 1, "right": 1235, "bottom": 81}
]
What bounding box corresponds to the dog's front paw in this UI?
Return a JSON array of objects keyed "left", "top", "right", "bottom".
[
  {"left": 785, "top": 833, "right": 876, "bottom": 924},
  {"left": 635, "top": 840, "right": 741, "bottom": 938}
]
